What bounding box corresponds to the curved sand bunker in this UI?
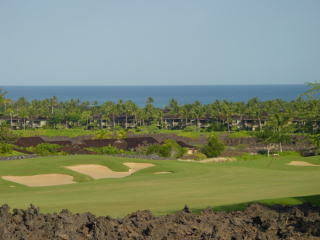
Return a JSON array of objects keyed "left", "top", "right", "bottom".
[
  {"left": 179, "top": 157, "right": 235, "bottom": 163},
  {"left": 288, "top": 161, "right": 320, "bottom": 167},
  {"left": 65, "top": 162, "right": 154, "bottom": 179},
  {"left": 2, "top": 174, "right": 75, "bottom": 187},
  {"left": 154, "top": 171, "right": 172, "bottom": 174}
]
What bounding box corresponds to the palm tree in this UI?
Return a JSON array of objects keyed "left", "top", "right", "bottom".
[
  {"left": 102, "top": 101, "right": 117, "bottom": 128},
  {"left": 123, "top": 100, "right": 137, "bottom": 129},
  {"left": 81, "top": 111, "right": 92, "bottom": 129},
  {"left": 190, "top": 101, "right": 204, "bottom": 129},
  {"left": 268, "top": 113, "right": 292, "bottom": 152},
  {"left": 247, "top": 97, "right": 263, "bottom": 131},
  {"left": 180, "top": 104, "right": 192, "bottom": 127},
  {"left": 49, "top": 96, "right": 59, "bottom": 114},
  {"left": 144, "top": 97, "right": 157, "bottom": 125},
  {"left": 0, "top": 88, "right": 8, "bottom": 113},
  {"left": 302, "top": 81, "right": 320, "bottom": 99}
]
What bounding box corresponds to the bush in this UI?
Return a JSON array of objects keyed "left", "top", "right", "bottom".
[
  {"left": 135, "top": 124, "right": 159, "bottom": 134},
  {"left": 0, "top": 143, "right": 14, "bottom": 154},
  {"left": 190, "top": 152, "right": 207, "bottom": 161},
  {"left": 94, "top": 130, "right": 113, "bottom": 139},
  {"left": 200, "top": 134, "right": 225, "bottom": 157},
  {"left": 88, "top": 145, "right": 123, "bottom": 154},
  {"left": 0, "top": 123, "right": 17, "bottom": 144},
  {"left": 146, "top": 140, "right": 187, "bottom": 158},
  {"left": 183, "top": 126, "right": 198, "bottom": 132},
  {"left": 29, "top": 143, "right": 61, "bottom": 155}
]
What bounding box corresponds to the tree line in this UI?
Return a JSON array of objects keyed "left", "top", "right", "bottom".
[{"left": 0, "top": 82, "right": 319, "bottom": 134}]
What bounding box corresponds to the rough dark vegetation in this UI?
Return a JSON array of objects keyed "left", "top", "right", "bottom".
[
  {"left": 15, "top": 137, "right": 45, "bottom": 148},
  {"left": 59, "top": 145, "right": 95, "bottom": 155},
  {"left": 12, "top": 133, "right": 314, "bottom": 157},
  {"left": 1, "top": 203, "right": 320, "bottom": 240},
  {"left": 130, "top": 133, "right": 199, "bottom": 145}
]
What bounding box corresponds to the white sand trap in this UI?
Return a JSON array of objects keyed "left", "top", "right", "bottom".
[
  {"left": 179, "top": 157, "right": 235, "bottom": 163},
  {"left": 2, "top": 174, "right": 75, "bottom": 187},
  {"left": 154, "top": 171, "right": 172, "bottom": 174},
  {"left": 200, "top": 157, "right": 236, "bottom": 163},
  {"left": 65, "top": 162, "right": 154, "bottom": 179},
  {"left": 288, "top": 161, "right": 320, "bottom": 167}
]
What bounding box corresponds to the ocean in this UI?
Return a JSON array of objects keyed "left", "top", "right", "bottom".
[{"left": 1, "top": 85, "right": 308, "bottom": 107}]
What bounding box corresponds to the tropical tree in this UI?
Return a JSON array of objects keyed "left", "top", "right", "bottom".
[
  {"left": 302, "top": 81, "right": 320, "bottom": 99},
  {"left": 81, "top": 111, "right": 92, "bottom": 129},
  {"left": 200, "top": 134, "right": 225, "bottom": 157},
  {"left": 264, "top": 113, "right": 293, "bottom": 153},
  {"left": 190, "top": 101, "right": 204, "bottom": 129},
  {"left": 0, "top": 88, "right": 8, "bottom": 113},
  {"left": 102, "top": 101, "right": 117, "bottom": 128},
  {"left": 123, "top": 100, "right": 137, "bottom": 129}
]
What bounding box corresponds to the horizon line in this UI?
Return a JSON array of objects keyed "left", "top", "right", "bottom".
[{"left": 0, "top": 83, "right": 307, "bottom": 87}]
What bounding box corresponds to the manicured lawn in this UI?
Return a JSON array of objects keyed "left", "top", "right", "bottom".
[{"left": 0, "top": 154, "right": 319, "bottom": 217}]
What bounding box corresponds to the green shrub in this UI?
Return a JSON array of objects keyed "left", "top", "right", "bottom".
[
  {"left": 0, "top": 123, "right": 17, "bottom": 144},
  {"left": 88, "top": 145, "right": 123, "bottom": 154},
  {"left": 145, "top": 144, "right": 162, "bottom": 155},
  {"left": 135, "top": 124, "right": 159, "bottom": 134},
  {"left": 0, "top": 143, "right": 14, "bottom": 154},
  {"left": 94, "top": 130, "right": 113, "bottom": 139},
  {"left": 146, "top": 140, "right": 187, "bottom": 158},
  {"left": 201, "top": 134, "right": 225, "bottom": 157},
  {"left": 191, "top": 152, "right": 207, "bottom": 161},
  {"left": 183, "top": 125, "right": 198, "bottom": 132},
  {"left": 29, "top": 143, "right": 61, "bottom": 155}
]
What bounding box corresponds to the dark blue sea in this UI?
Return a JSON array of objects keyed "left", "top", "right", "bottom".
[{"left": 1, "top": 85, "right": 308, "bottom": 107}]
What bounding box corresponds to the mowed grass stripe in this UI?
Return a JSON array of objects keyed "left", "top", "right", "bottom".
[{"left": 0, "top": 155, "right": 319, "bottom": 216}]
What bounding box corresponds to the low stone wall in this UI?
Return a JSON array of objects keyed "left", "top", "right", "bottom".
[{"left": 0, "top": 155, "right": 39, "bottom": 161}]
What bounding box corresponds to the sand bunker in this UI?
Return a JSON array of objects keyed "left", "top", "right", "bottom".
[
  {"left": 65, "top": 162, "right": 154, "bottom": 179},
  {"left": 2, "top": 174, "right": 75, "bottom": 187},
  {"left": 200, "top": 157, "right": 236, "bottom": 163},
  {"left": 154, "top": 171, "right": 172, "bottom": 174},
  {"left": 288, "top": 161, "right": 320, "bottom": 167},
  {"left": 179, "top": 157, "right": 235, "bottom": 163}
]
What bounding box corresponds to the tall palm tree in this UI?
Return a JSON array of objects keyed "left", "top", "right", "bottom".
[{"left": 102, "top": 101, "right": 117, "bottom": 128}]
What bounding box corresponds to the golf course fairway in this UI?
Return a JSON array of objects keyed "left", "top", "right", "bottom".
[{"left": 0, "top": 154, "right": 320, "bottom": 217}]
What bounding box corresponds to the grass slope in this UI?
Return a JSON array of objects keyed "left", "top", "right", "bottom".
[{"left": 0, "top": 155, "right": 319, "bottom": 217}]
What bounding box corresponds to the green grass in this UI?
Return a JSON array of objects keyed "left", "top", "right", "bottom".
[
  {"left": 228, "top": 131, "right": 252, "bottom": 138},
  {"left": 0, "top": 150, "right": 24, "bottom": 157},
  {"left": 0, "top": 154, "right": 319, "bottom": 217}
]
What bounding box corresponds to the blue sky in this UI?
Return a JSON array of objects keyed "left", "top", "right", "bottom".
[{"left": 0, "top": 0, "right": 319, "bottom": 86}]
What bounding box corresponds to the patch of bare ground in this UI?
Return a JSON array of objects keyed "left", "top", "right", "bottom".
[
  {"left": 288, "top": 161, "right": 320, "bottom": 167},
  {"left": 1, "top": 174, "right": 75, "bottom": 187},
  {"left": 65, "top": 162, "right": 154, "bottom": 179}
]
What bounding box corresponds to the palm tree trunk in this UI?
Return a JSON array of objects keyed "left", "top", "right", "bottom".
[
  {"left": 10, "top": 113, "right": 13, "bottom": 129},
  {"left": 258, "top": 116, "right": 262, "bottom": 132}
]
